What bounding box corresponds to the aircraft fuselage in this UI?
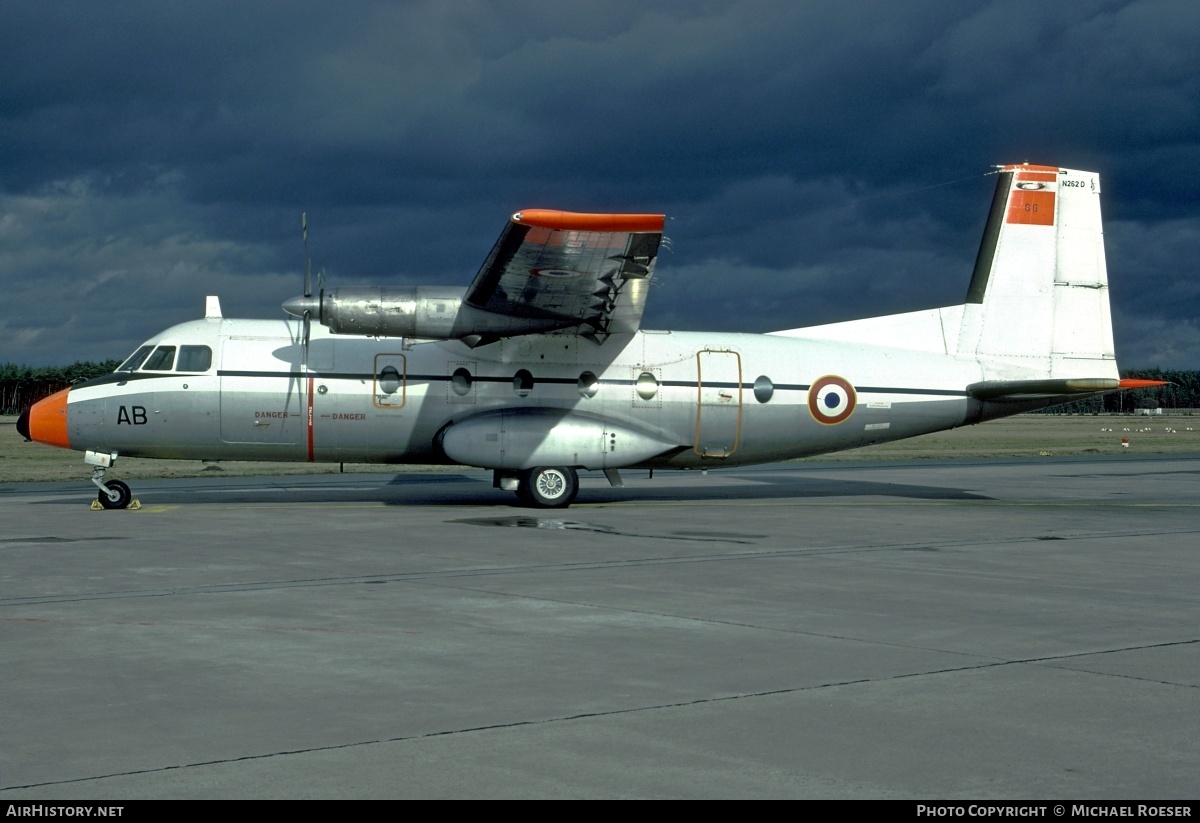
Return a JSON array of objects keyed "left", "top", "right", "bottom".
[{"left": 49, "top": 317, "right": 982, "bottom": 469}]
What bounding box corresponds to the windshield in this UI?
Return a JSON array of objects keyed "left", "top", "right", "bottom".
[
  {"left": 142, "top": 346, "right": 176, "bottom": 371},
  {"left": 117, "top": 345, "right": 154, "bottom": 372},
  {"left": 116, "top": 343, "right": 212, "bottom": 373}
]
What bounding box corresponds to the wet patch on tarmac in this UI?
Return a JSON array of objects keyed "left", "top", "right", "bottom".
[{"left": 450, "top": 516, "right": 764, "bottom": 544}]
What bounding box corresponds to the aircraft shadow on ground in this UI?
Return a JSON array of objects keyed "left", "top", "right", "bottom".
[{"left": 25, "top": 470, "right": 991, "bottom": 508}]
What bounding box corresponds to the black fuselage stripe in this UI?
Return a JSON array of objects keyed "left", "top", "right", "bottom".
[
  {"left": 197, "top": 370, "right": 968, "bottom": 398},
  {"left": 82, "top": 369, "right": 972, "bottom": 400}
]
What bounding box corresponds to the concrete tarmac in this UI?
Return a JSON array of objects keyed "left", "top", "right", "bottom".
[{"left": 1, "top": 456, "right": 1198, "bottom": 799}]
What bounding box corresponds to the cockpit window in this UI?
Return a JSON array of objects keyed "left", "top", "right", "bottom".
[
  {"left": 117, "top": 345, "right": 154, "bottom": 372},
  {"left": 117, "top": 343, "right": 211, "bottom": 373},
  {"left": 177, "top": 345, "right": 212, "bottom": 372},
  {"left": 142, "top": 346, "right": 176, "bottom": 371}
]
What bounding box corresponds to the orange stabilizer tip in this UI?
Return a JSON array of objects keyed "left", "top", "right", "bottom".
[
  {"left": 1015, "top": 171, "right": 1058, "bottom": 182},
  {"left": 512, "top": 210, "right": 664, "bottom": 233},
  {"left": 29, "top": 388, "right": 71, "bottom": 449},
  {"left": 1118, "top": 379, "right": 1169, "bottom": 390},
  {"left": 1001, "top": 163, "right": 1060, "bottom": 173}
]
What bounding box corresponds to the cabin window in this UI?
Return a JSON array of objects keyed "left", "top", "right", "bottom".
[
  {"left": 513, "top": 369, "right": 534, "bottom": 397},
  {"left": 142, "top": 346, "right": 176, "bottom": 371},
  {"left": 450, "top": 367, "right": 472, "bottom": 396},
  {"left": 177, "top": 345, "right": 213, "bottom": 372},
  {"left": 577, "top": 371, "right": 599, "bottom": 399},
  {"left": 635, "top": 371, "right": 659, "bottom": 400},
  {"left": 754, "top": 375, "right": 774, "bottom": 403},
  {"left": 378, "top": 365, "right": 402, "bottom": 395},
  {"left": 117, "top": 345, "right": 154, "bottom": 372}
]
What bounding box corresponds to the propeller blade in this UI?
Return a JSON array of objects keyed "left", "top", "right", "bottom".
[{"left": 302, "top": 212, "right": 311, "bottom": 298}]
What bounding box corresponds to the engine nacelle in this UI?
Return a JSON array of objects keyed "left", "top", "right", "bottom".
[
  {"left": 440, "top": 409, "right": 677, "bottom": 470},
  {"left": 283, "top": 287, "right": 571, "bottom": 342},
  {"left": 285, "top": 287, "right": 465, "bottom": 338}
]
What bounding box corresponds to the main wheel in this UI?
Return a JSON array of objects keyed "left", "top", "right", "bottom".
[
  {"left": 98, "top": 479, "right": 132, "bottom": 510},
  {"left": 516, "top": 466, "right": 578, "bottom": 508}
]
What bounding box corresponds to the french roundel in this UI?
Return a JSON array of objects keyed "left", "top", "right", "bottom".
[{"left": 808, "top": 375, "right": 856, "bottom": 425}]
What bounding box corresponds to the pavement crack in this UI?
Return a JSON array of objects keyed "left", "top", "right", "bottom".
[{"left": 9, "top": 639, "right": 1196, "bottom": 792}]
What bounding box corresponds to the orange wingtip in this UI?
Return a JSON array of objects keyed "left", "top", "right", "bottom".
[
  {"left": 29, "top": 388, "right": 71, "bottom": 449},
  {"left": 1000, "top": 163, "right": 1060, "bottom": 173},
  {"left": 512, "top": 210, "right": 664, "bottom": 233},
  {"left": 1119, "top": 379, "right": 1169, "bottom": 389}
]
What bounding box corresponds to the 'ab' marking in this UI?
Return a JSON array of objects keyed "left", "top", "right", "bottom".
[
  {"left": 117, "top": 405, "right": 148, "bottom": 425},
  {"left": 808, "top": 376, "right": 856, "bottom": 425}
]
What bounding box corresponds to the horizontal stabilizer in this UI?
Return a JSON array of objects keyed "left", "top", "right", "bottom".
[{"left": 968, "top": 377, "right": 1166, "bottom": 402}]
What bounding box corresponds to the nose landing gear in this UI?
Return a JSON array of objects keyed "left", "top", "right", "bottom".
[
  {"left": 86, "top": 451, "right": 135, "bottom": 510},
  {"left": 94, "top": 473, "right": 132, "bottom": 510}
]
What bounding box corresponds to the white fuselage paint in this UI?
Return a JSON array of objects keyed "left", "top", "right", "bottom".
[{"left": 63, "top": 317, "right": 984, "bottom": 469}]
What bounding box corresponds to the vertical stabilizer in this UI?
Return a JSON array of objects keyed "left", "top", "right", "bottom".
[{"left": 958, "top": 164, "right": 1116, "bottom": 379}]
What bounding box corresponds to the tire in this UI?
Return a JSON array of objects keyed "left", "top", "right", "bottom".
[
  {"left": 98, "top": 479, "right": 132, "bottom": 510},
  {"left": 517, "top": 466, "right": 578, "bottom": 508}
]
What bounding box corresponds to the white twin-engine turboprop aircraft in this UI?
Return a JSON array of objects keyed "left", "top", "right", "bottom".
[{"left": 20, "top": 163, "right": 1163, "bottom": 508}]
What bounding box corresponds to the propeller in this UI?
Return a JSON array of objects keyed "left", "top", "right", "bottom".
[
  {"left": 301, "top": 212, "right": 312, "bottom": 351},
  {"left": 283, "top": 213, "right": 320, "bottom": 363}
]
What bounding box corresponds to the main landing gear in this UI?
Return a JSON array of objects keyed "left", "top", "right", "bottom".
[
  {"left": 495, "top": 466, "right": 579, "bottom": 508},
  {"left": 86, "top": 451, "right": 134, "bottom": 510}
]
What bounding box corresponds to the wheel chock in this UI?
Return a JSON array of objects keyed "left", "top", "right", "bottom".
[{"left": 89, "top": 498, "right": 142, "bottom": 511}]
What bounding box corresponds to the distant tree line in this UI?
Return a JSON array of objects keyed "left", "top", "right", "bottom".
[
  {"left": 1044, "top": 369, "right": 1200, "bottom": 414},
  {"left": 1, "top": 361, "right": 121, "bottom": 415},
  {"left": 2, "top": 361, "right": 1198, "bottom": 416}
]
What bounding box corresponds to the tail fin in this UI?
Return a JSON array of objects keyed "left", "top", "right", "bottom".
[{"left": 958, "top": 164, "right": 1117, "bottom": 379}]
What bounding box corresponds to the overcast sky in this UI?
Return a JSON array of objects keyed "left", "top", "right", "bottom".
[{"left": 2, "top": 0, "right": 1197, "bottom": 368}]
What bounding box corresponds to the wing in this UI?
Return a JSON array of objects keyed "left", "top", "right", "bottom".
[{"left": 464, "top": 209, "right": 664, "bottom": 342}]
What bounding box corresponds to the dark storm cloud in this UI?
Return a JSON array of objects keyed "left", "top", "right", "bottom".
[{"left": 1, "top": 0, "right": 1197, "bottom": 368}]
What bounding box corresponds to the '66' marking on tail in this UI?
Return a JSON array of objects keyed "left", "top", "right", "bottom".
[{"left": 808, "top": 376, "right": 856, "bottom": 425}]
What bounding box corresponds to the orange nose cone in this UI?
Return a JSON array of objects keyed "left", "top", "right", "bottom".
[{"left": 29, "top": 388, "right": 72, "bottom": 449}]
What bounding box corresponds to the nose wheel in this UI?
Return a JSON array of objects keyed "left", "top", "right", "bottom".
[
  {"left": 516, "top": 466, "right": 578, "bottom": 508},
  {"left": 88, "top": 458, "right": 134, "bottom": 510},
  {"left": 98, "top": 479, "right": 132, "bottom": 510}
]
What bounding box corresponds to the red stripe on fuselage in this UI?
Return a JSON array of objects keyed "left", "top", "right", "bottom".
[{"left": 307, "top": 376, "right": 314, "bottom": 462}]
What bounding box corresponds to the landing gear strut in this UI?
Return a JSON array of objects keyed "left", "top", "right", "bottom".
[
  {"left": 515, "top": 466, "right": 578, "bottom": 509},
  {"left": 87, "top": 451, "right": 132, "bottom": 510}
]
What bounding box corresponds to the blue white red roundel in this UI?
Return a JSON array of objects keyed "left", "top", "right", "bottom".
[{"left": 808, "top": 375, "right": 856, "bottom": 425}]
